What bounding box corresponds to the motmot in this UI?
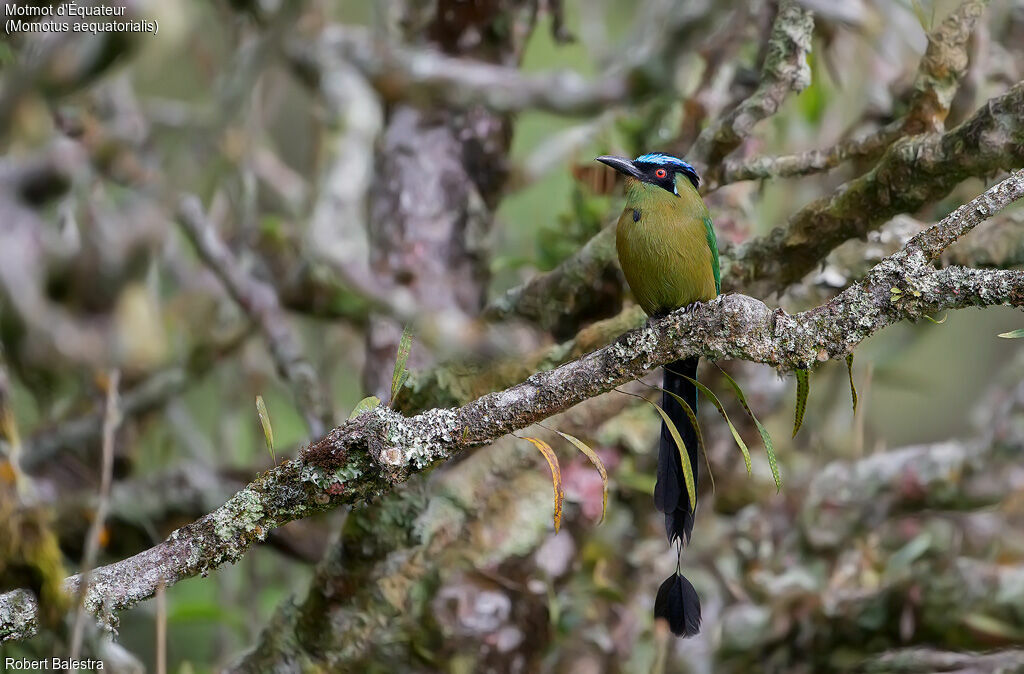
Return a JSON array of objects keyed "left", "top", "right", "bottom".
[{"left": 596, "top": 152, "right": 720, "bottom": 637}]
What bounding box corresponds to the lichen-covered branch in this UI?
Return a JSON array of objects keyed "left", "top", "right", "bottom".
[
  {"left": 490, "top": 82, "right": 1024, "bottom": 332},
  {"left": 483, "top": 225, "right": 622, "bottom": 337},
  {"left": 716, "top": 0, "right": 990, "bottom": 185},
  {"left": 716, "top": 124, "right": 907, "bottom": 183},
  {"left": 688, "top": 0, "right": 814, "bottom": 172},
  {"left": 177, "top": 196, "right": 331, "bottom": 436},
  {"left": 725, "top": 83, "right": 1024, "bottom": 297},
  {"left": 904, "top": 0, "right": 990, "bottom": 135},
  {"left": 1, "top": 173, "right": 1021, "bottom": 643},
  {"left": 232, "top": 389, "right": 643, "bottom": 671}
]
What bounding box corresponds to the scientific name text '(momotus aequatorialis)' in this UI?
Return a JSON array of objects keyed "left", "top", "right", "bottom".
[{"left": 596, "top": 152, "right": 721, "bottom": 637}]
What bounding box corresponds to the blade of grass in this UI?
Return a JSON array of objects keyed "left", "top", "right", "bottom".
[
  {"left": 715, "top": 365, "right": 782, "bottom": 492},
  {"left": 675, "top": 373, "right": 752, "bottom": 476},
  {"left": 255, "top": 395, "right": 275, "bottom": 466},
  {"left": 653, "top": 385, "right": 714, "bottom": 495},
  {"left": 793, "top": 368, "right": 809, "bottom": 438},
  {"left": 617, "top": 391, "right": 696, "bottom": 511},
  {"left": 390, "top": 325, "right": 414, "bottom": 406}
]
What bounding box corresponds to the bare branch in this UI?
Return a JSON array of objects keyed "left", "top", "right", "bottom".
[
  {"left": 862, "top": 648, "right": 1024, "bottom": 674},
  {"left": 717, "top": 124, "right": 906, "bottom": 183},
  {"left": 176, "top": 196, "right": 331, "bottom": 437},
  {"left": 728, "top": 83, "right": 1024, "bottom": 297},
  {"left": 290, "top": 1, "right": 717, "bottom": 117},
  {"left": 483, "top": 225, "right": 621, "bottom": 336},
  {"left": 69, "top": 370, "right": 120, "bottom": 660},
  {"left": 689, "top": 0, "right": 814, "bottom": 171},
  {"left": 717, "top": 0, "right": 990, "bottom": 185}
]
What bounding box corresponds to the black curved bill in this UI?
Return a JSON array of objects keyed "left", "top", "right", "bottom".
[{"left": 596, "top": 155, "right": 642, "bottom": 179}]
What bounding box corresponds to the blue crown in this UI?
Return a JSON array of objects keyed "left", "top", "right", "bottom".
[{"left": 634, "top": 152, "right": 700, "bottom": 188}]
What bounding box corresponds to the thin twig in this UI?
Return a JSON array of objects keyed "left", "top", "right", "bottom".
[
  {"left": 177, "top": 195, "right": 331, "bottom": 437},
  {"left": 156, "top": 578, "right": 166, "bottom": 674},
  {"left": 68, "top": 370, "right": 121, "bottom": 663}
]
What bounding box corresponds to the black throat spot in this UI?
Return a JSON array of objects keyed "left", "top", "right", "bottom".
[{"left": 632, "top": 208, "right": 641, "bottom": 222}]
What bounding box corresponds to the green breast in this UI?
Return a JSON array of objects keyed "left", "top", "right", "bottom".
[{"left": 615, "top": 178, "right": 719, "bottom": 317}]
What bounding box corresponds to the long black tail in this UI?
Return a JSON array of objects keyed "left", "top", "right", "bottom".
[{"left": 653, "top": 356, "right": 702, "bottom": 637}]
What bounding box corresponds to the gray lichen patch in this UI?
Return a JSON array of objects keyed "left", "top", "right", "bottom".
[
  {"left": 615, "top": 321, "right": 662, "bottom": 366},
  {"left": 0, "top": 590, "right": 38, "bottom": 641},
  {"left": 384, "top": 406, "right": 461, "bottom": 469},
  {"left": 213, "top": 488, "right": 267, "bottom": 542}
]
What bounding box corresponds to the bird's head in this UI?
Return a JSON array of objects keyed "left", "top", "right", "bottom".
[{"left": 595, "top": 152, "right": 700, "bottom": 195}]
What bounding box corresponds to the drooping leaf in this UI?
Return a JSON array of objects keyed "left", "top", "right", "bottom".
[
  {"left": 923, "top": 313, "right": 947, "bottom": 324},
  {"left": 678, "top": 374, "right": 752, "bottom": 476},
  {"left": 998, "top": 329, "right": 1024, "bottom": 339},
  {"left": 390, "top": 325, "right": 414, "bottom": 406},
  {"left": 793, "top": 369, "right": 809, "bottom": 438},
  {"left": 961, "top": 613, "right": 1024, "bottom": 641},
  {"left": 846, "top": 353, "right": 858, "bottom": 415},
  {"left": 348, "top": 396, "right": 381, "bottom": 420},
  {"left": 524, "top": 437, "right": 564, "bottom": 532},
  {"left": 655, "top": 386, "right": 714, "bottom": 494},
  {"left": 554, "top": 431, "right": 608, "bottom": 524},
  {"left": 0, "top": 403, "right": 21, "bottom": 449},
  {"left": 716, "top": 366, "right": 782, "bottom": 492},
  {"left": 620, "top": 393, "right": 696, "bottom": 512},
  {"left": 255, "top": 395, "right": 275, "bottom": 466}
]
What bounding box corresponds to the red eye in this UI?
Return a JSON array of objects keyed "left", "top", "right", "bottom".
[{"left": 655, "top": 168, "right": 667, "bottom": 179}]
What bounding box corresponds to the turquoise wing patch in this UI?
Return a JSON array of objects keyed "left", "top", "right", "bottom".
[{"left": 704, "top": 215, "right": 721, "bottom": 295}]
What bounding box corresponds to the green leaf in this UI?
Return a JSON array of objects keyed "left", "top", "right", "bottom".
[
  {"left": 846, "top": 353, "right": 858, "bottom": 415},
  {"left": 998, "top": 329, "right": 1024, "bottom": 339},
  {"left": 390, "top": 325, "right": 414, "bottom": 406},
  {"left": 924, "top": 313, "right": 947, "bottom": 324},
  {"left": 793, "top": 369, "right": 809, "bottom": 438},
  {"left": 626, "top": 395, "right": 697, "bottom": 511},
  {"left": 255, "top": 395, "right": 275, "bottom": 466},
  {"left": 677, "top": 374, "right": 752, "bottom": 476},
  {"left": 655, "top": 385, "right": 713, "bottom": 494},
  {"left": 910, "top": 0, "right": 932, "bottom": 31},
  {"left": 523, "top": 437, "right": 564, "bottom": 532},
  {"left": 348, "top": 395, "right": 381, "bottom": 420},
  {"left": 554, "top": 431, "right": 608, "bottom": 524},
  {"left": 716, "top": 366, "right": 782, "bottom": 492},
  {"left": 961, "top": 613, "right": 1024, "bottom": 641}
]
